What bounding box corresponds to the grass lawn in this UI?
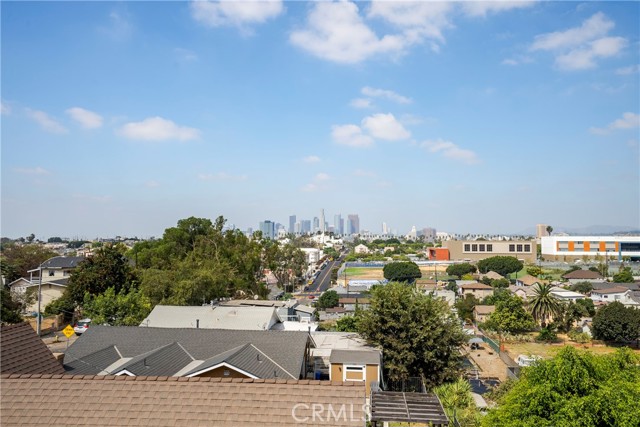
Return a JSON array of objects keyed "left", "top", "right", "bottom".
[
  {"left": 343, "top": 267, "right": 384, "bottom": 279},
  {"left": 503, "top": 336, "right": 640, "bottom": 359}
]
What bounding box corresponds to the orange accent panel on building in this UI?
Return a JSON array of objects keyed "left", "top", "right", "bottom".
[
  {"left": 568, "top": 241, "right": 575, "bottom": 251},
  {"left": 615, "top": 242, "right": 619, "bottom": 252},
  {"left": 428, "top": 248, "right": 450, "bottom": 261},
  {"left": 584, "top": 242, "right": 590, "bottom": 252},
  {"left": 599, "top": 242, "right": 606, "bottom": 252}
]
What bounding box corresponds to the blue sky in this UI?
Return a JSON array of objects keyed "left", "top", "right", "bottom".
[{"left": 2, "top": 1, "right": 639, "bottom": 239}]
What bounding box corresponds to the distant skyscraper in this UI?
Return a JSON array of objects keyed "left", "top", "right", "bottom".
[
  {"left": 259, "top": 220, "right": 275, "bottom": 239},
  {"left": 289, "top": 215, "right": 296, "bottom": 234},
  {"left": 382, "top": 222, "right": 388, "bottom": 235},
  {"left": 334, "top": 214, "right": 343, "bottom": 235},
  {"left": 320, "top": 209, "right": 326, "bottom": 234},
  {"left": 347, "top": 214, "right": 360, "bottom": 235},
  {"left": 422, "top": 227, "right": 437, "bottom": 241},
  {"left": 294, "top": 221, "right": 301, "bottom": 234},
  {"left": 313, "top": 217, "right": 320, "bottom": 232},
  {"left": 301, "top": 220, "right": 311, "bottom": 233}
]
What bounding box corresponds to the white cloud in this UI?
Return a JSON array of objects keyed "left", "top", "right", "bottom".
[
  {"left": 350, "top": 98, "right": 373, "bottom": 109},
  {"left": 361, "top": 113, "right": 410, "bottom": 141},
  {"left": 119, "top": 117, "right": 200, "bottom": 141},
  {"left": 198, "top": 172, "right": 248, "bottom": 181},
  {"left": 145, "top": 180, "right": 160, "bottom": 188},
  {"left": 289, "top": 1, "right": 406, "bottom": 64},
  {"left": 14, "top": 167, "right": 51, "bottom": 175},
  {"left": 331, "top": 124, "right": 374, "bottom": 147},
  {"left": 421, "top": 139, "right": 479, "bottom": 164},
  {"left": 616, "top": 65, "right": 640, "bottom": 75},
  {"left": 25, "top": 108, "right": 68, "bottom": 134},
  {"left": 191, "top": 0, "right": 283, "bottom": 33},
  {"left": 361, "top": 86, "right": 412, "bottom": 104},
  {"left": 501, "top": 55, "right": 533, "bottom": 66},
  {"left": 302, "top": 172, "right": 330, "bottom": 192},
  {"left": 66, "top": 107, "right": 103, "bottom": 129},
  {"left": 99, "top": 10, "right": 133, "bottom": 41},
  {"left": 530, "top": 13, "right": 626, "bottom": 71},
  {"left": 462, "top": 1, "right": 535, "bottom": 17},
  {"left": 590, "top": 112, "right": 640, "bottom": 135},
  {"left": 303, "top": 155, "right": 321, "bottom": 163},
  {"left": 1, "top": 101, "right": 11, "bottom": 115}
]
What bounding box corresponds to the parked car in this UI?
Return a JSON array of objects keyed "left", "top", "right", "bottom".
[
  {"left": 74, "top": 318, "right": 91, "bottom": 335},
  {"left": 516, "top": 354, "right": 542, "bottom": 367}
]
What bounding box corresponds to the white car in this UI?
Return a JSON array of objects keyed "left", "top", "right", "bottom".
[
  {"left": 516, "top": 354, "right": 542, "bottom": 367},
  {"left": 73, "top": 319, "right": 91, "bottom": 335}
]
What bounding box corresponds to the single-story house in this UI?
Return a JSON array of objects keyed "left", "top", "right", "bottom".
[
  {"left": 339, "top": 297, "right": 371, "bottom": 311},
  {"left": 329, "top": 349, "right": 382, "bottom": 397},
  {"left": 549, "top": 288, "right": 586, "bottom": 301},
  {"left": 140, "top": 305, "right": 281, "bottom": 331},
  {"left": 508, "top": 285, "right": 535, "bottom": 300},
  {"left": 590, "top": 287, "right": 640, "bottom": 307},
  {"left": 515, "top": 275, "right": 542, "bottom": 287},
  {"left": 562, "top": 269, "right": 603, "bottom": 283},
  {"left": 64, "top": 326, "right": 311, "bottom": 379},
  {"left": 477, "top": 271, "right": 504, "bottom": 281},
  {"left": 354, "top": 244, "right": 370, "bottom": 254}
]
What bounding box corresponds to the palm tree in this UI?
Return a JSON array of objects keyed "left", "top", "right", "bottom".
[
  {"left": 546, "top": 225, "right": 553, "bottom": 236},
  {"left": 528, "top": 283, "right": 562, "bottom": 327}
]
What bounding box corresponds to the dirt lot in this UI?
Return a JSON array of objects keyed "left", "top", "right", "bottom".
[
  {"left": 464, "top": 344, "right": 509, "bottom": 382},
  {"left": 503, "top": 339, "right": 640, "bottom": 360}
]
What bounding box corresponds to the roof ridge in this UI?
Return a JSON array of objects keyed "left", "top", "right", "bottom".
[
  {"left": 246, "top": 344, "right": 297, "bottom": 379},
  {"left": 0, "top": 373, "right": 365, "bottom": 387}
]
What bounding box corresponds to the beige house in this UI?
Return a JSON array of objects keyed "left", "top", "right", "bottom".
[
  {"left": 329, "top": 349, "right": 382, "bottom": 396},
  {"left": 460, "top": 282, "right": 494, "bottom": 299},
  {"left": 516, "top": 274, "right": 543, "bottom": 287},
  {"left": 354, "top": 244, "right": 370, "bottom": 254},
  {"left": 473, "top": 305, "right": 496, "bottom": 323}
]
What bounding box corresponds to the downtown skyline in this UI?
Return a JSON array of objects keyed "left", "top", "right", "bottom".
[{"left": 2, "top": 1, "right": 639, "bottom": 239}]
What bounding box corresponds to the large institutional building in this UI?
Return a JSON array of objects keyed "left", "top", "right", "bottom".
[
  {"left": 442, "top": 240, "right": 537, "bottom": 263},
  {"left": 540, "top": 236, "right": 640, "bottom": 261}
]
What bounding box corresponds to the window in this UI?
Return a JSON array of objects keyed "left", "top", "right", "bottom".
[
  {"left": 517, "top": 244, "right": 523, "bottom": 252},
  {"left": 48, "top": 270, "right": 55, "bottom": 277},
  {"left": 479, "top": 244, "right": 485, "bottom": 252},
  {"left": 524, "top": 245, "right": 531, "bottom": 252},
  {"left": 472, "top": 244, "right": 477, "bottom": 251},
  {"left": 343, "top": 365, "right": 365, "bottom": 382},
  {"left": 509, "top": 244, "right": 515, "bottom": 252},
  {"left": 464, "top": 244, "right": 470, "bottom": 252},
  {"left": 487, "top": 244, "right": 493, "bottom": 252}
]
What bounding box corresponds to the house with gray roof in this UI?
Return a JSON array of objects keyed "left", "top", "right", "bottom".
[
  {"left": 140, "top": 305, "right": 281, "bottom": 330},
  {"left": 63, "top": 326, "right": 311, "bottom": 379}
]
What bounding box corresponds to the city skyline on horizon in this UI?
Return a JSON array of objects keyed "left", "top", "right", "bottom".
[{"left": 2, "top": 1, "right": 638, "bottom": 239}]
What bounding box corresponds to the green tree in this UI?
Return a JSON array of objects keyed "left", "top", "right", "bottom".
[
  {"left": 266, "top": 241, "right": 306, "bottom": 293},
  {"left": 612, "top": 266, "right": 634, "bottom": 283},
  {"left": 358, "top": 282, "right": 465, "bottom": 388},
  {"left": 455, "top": 294, "right": 479, "bottom": 323},
  {"left": 382, "top": 261, "right": 422, "bottom": 283},
  {"left": 483, "top": 347, "right": 640, "bottom": 427},
  {"left": 83, "top": 287, "right": 152, "bottom": 326},
  {"left": 317, "top": 290, "right": 339, "bottom": 309},
  {"left": 576, "top": 298, "right": 596, "bottom": 316},
  {"left": 335, "top": 314, "right": 360, "bottom": 332},
  {"left": 0, "top": 244, "right": 57, "bottom": 283},
  {"left": 1, "top": 288, "right": 24, "bottom": 323},
  {"left": 483, "top": 295, "right": 535, "bottom": 334},
  {"left": 526, "top": 265, "right": 542, "bottom": 277},
  {"left": 570, "top": 281, "right": 593, "bottom": 294},
  {"left": 66, "top": 244, "right": 137, "bottom": 306},
  {"left": 435, "top": 378, "right": 480, "bottom": 427},
  {"left": 477, "top": 256, "right": 523, "bottom": 277},
  {"left": 592, "top": 301, "right": 640, "bottom": 343},
  {"left": 555, "top": 301, "right": 589, "bottom": 332},
  {"left": 490, "top": 278, "right": 510, "bottom": 289},
  {"left": 528, "top": 283, "right": 562, "bottom": 327},
  {"left": 546, "top": 225, "right": 553, "bottom": 236},
  {"left": 446, "top": 263, "right": 477, "bottom": 279}
]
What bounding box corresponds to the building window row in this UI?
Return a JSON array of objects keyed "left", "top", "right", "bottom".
[
  {"left": 508, "top": 244, "right": 531, "bottom": 253},
  {"left": 463, "top": 244, "right": 493, "bottom": 252}
]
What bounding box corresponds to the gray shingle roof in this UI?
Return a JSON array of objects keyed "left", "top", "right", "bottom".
[
  {"left": 40, "top": 256, "right": 85, "bottom": 269},
  {"left": 64, "top": 345, "right": 121, "bottom": 375},
  {"left": 113, "top": 342, "right": 195, "bottom": 376},
  {"left": 64, "top": 326, "right": 309, "bottom": 379},
  {"left": 330, "top": 349, "right": 381, "bottom": 365}
]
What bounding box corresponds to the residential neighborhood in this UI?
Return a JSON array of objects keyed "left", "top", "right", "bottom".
[{"left": 2, "top": 1, "right": 639, "bottom": 426}]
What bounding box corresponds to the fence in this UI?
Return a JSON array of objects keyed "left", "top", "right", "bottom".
[
  {"left": 480, "top": 332, "right": 521, "bottom": 379},
  {"left": 27, "top": 314, "right": 64, "bottom": 335},
  {"left": 385, "top": 377, "right": 426, "bottom": 393}
]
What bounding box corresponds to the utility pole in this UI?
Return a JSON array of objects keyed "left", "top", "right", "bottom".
[{"left": 37, "top": 263, "right": 42, "bottom": 336}]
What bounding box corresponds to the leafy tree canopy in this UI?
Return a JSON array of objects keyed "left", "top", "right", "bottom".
[
  {"left": 446, "top": 263, "right": 477, "bottom": 279},
  {"left": 83, "top": 287, "right": 152, "bottom": 326},
  {"left": 570, "top": 281, "right": 593, "bottom": 294},
  {"left": 455, "top": 294, "right": 479, "bottom": 323},
  {"left": 1, "top": 288, "right": 24, "bottom": 324},
  {"left": 477, "top": 256, "right": 523, "bottom": 277},
  {"left": 612, "top": 266, "right": 634, "bottom": 283},
  {"left": 383, "top": 261, "right": 422, "bottom": 283},
  {"left": 483, "top": 294, "right": 535, "bottom": 334},
  {"left": 483, "top": 347, "right": 640, "bottom": 427},
  {"left": 317, "top": 290, "right": 339, "bottom": 310},
  {"left": 592, "top": 301, "right": 640, "bottom": 343},
  {"left": 0, "top": 244, "right": 57, "bottom": 283},
  {"left": 358, "top": 282, "right": 465, "bottom": 388}
]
